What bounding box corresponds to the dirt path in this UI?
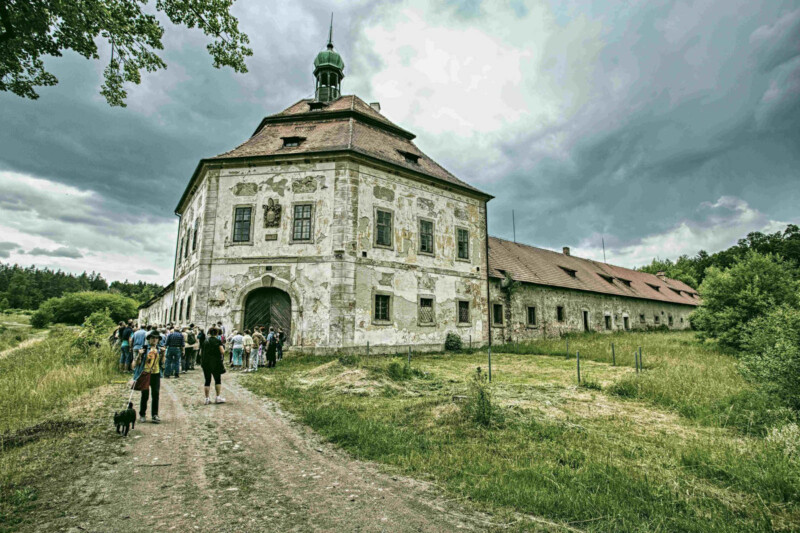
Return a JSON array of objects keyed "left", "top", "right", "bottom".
[
  {"left": 39, "top": 371, "right": 506, "bottom": 533},
  {"left": 0, "top": 331, "right": 47, "bottom": 359}
]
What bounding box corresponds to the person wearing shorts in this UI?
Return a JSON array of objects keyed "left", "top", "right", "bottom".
[{"left": 201, "top": 327, "right": 226, "bottom": 405}]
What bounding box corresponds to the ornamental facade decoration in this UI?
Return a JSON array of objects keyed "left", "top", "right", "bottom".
[{"left": 263, "top": 198, "right": 282, "bottom": 228}]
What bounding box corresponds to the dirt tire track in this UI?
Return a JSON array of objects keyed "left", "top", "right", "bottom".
[{"left": 41, "top": 370, "right": 503, "bottom": 532}]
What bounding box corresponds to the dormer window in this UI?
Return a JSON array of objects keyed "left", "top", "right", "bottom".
[
  {"left": 308, "top": 101, "right": 328, "bottom": 111},
  {"left": 397, "top": 150, "right": 420, "bottom": 164},
  {"left": 617, "top": 278, "right": 632, "bottom": 287},
  {"left": 599, "top": 274, "right": 614, "bottom": 284},
  {"left": 559, "top": 266, "right": 577, "bottom": 278},
  {"left": 669, "top": 287, "right": 682, "bottom": 296},
  {"left": 647, "top": 283, "right": 660, "bottom": 292},
  {"left": 282, "top": 136, "right": 306, "bottom": 147}
]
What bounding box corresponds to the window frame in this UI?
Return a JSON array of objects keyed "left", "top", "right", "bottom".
[
  {"left": 418, "top": 295, "right": 436, "bottom": 326},
  {"left": 526, "top": 306, "right": 537, "bottom": 327},
  {"left": 457, "top": 299, "right": 471, "bottom": 326},
  {"left": 373, "top": 207, "right": 394, "bottom": 250},
  {"left": 290, "top": 202, "right": 315, "bottom": 244},
  {"left": 604, "top": 314, "right": 612, "bottom": 330},
  {"left": 492, "top": 302, "right": 504, "bottom": 326},
  {"left": 231, "top": 204, "right": 255, "bottom": 245},
  {"left": 418, "top": 217, "right": 435, "bottom": 256},
  {"left": 455, "top": 226, "right": 470, "bottom": 262},
  {"left": 372, "top": 292, "right": 392, "bottom": 325}
]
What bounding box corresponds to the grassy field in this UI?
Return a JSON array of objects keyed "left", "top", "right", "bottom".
[
  {"left": 243, "top": 331, "right": 800, "bottom": 532},
  {"left": 0, "top": 311, "right": 39, "bottom": 353}
]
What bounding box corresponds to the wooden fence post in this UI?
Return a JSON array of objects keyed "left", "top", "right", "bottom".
[{"left": 611, "top": 342, "right": 616, "bottom": 366}]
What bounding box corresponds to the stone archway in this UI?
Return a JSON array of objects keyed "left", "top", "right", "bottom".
[
  {"left": 243, "top": 287, "right": 292, "bottom": 344},
  {"left": 231, "top": 274, "right": 302, "bottom": 346}
]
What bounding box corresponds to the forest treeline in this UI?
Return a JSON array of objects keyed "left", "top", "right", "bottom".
[
  {"left": 638, "top": 224, "right": 800, "bottom": 288},
  {"left": 0, "top": 263, "right": 162, "bottom": 310}
]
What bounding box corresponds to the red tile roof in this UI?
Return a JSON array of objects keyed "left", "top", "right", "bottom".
[
  {"left": 489, "top": 237, "right": 700, "bottom": 306},
  {"left": 214, "top": 95, "right": 489, "bottom": 198}
]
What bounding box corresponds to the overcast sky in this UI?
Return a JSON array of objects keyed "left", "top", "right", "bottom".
[{"left": 1, "top": 0, "right": 798, "bottom": 284}]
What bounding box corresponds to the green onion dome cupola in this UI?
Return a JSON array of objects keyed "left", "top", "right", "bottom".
[{"left": 314, "top": 15, "right": 345, "bottom": 103}]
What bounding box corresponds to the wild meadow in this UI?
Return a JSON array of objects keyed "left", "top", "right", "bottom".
[
  {"left": 243, "top": 331, "right": 800, "bottom": 532},
  {"left": 0, "top": 311, "right": 36, "bottom": 354}
]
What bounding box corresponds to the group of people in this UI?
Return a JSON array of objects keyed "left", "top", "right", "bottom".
[
  {"left": 227, "top": 326, "right": 286, "bottom": 372},
  {"left": 110, "top": 319, "right": 288, "bottom": 424}
]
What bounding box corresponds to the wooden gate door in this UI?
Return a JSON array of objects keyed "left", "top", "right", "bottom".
[{"left": 243, "top": 288, "right": 291, "bottom": 344}]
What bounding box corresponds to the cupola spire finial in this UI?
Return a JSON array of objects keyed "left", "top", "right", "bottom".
[{"left": 327, "top": 13, "right": 334, "bottom": 49}]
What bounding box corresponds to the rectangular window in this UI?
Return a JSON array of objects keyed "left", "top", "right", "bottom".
[
  {"left": 556, "top": 306, "right": 565, "bottom": 322},
  {"left": 184, "top": 231, "right": 190, "bottom": 258},
  {"left": 376, "top": 209, "right": 393, "bottom": 247},
  {"left": 492, "top": 303, "right": 503, "bottom": 325},
  {"left": 186, "top": 295, "right": 192, "bottom": 321},
  {"left": 233, "top": 206, "right": 252, "bottom": 242},
  {"left": 192, "top": 218, "right": 199, "bottom": 251},
  {"left": 639, "top": 314, "right": 645, "bottom": 323},
  {"left": 374, "top": 294, "right": 390, "bottom": 322},
  {"left": 668, "top": 315, "right": 674, "bottom": 326},
  {"left": 419, "top": 297, "right": 434, "bottom": 324},
  {"left": 292, "top": 204, "right": 313, "bottom": 241},
  {"left": 527, "top": 306, "right": 537, "bottom": 326},
  {"left": 604, "top": 315, "right": 611, "bottom": 330},
  {"left": 654, "top": 315, "right": 660, "bottom": 324},
  {"left": 458, "top": 300, "right": 470, "bottom": 324},
  {"left": 457, "top": 228, "right": 469, "bottom": 260},
  {"left": 623, "top": 316, "right": 630, "bottom": 330},
  {"left": 419, "top": 219, "right": 434, "bottom": 254}
]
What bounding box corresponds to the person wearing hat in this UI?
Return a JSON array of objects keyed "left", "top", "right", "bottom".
[{"left": 132, "top": 329, "right": 166, "bottom": 423}]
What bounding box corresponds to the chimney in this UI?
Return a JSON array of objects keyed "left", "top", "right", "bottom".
[
  {"left": 562, "top": 247, "right": 570, "bottom": 256},
  {"left": 369, "top": 102, "right": 381, "bottom": 112},
  {"left": 656, "top": 271, "right": 666, "bottom": 280}
]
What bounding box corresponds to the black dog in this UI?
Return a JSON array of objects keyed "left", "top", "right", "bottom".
[{"left": 113, "top": 402, "right": 137, "bottom": 436}]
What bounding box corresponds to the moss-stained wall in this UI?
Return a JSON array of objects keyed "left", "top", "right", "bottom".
[{"left": 488, "top": 279, "right": 695, "bottom": 343}]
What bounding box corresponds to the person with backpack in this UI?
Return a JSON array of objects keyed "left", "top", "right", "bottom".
[
  {"left": 196, "top": 326, "right": 206, "bottom": 367},
  {"left": 249, "top": 327, "right": 265, "bottom": 372},
  {"left": 265, "top": 327, "right": 278, "bottom": 368},
  {"left": 184, "top": 325, "right": 198, "bottom": 371},
  {"left": 118, "top": 321, "right": 134, "bottom": 372},
  {"left": 277, "top": 328, "right": 286, "bottom": 361}
]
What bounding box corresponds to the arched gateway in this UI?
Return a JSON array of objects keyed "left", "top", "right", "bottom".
[{"left": 243, "top": 288, "right": 291, "bottom": 344}]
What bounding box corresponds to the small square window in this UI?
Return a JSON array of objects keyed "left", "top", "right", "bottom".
[
  {"left": 556, "top": 306, "right": 565, "bottom": 322},
  {"left": 492, "top": 303, "right": 504, "bottom": 325},
  {"left": 456, "top": 228, "right": 469, "bottom": 260},
  {"left": 233, "top": 206, "right": 252, "bottom": 242},
  {"left": 419, "top": 219, "right": 434, "bottom": 254},
  {"left": 527, "top": 306, "right": 537, "bottom": 326},
  {"left": 292, "top": 204, "right": 313, "bottom": 241},
  {"left": 458, "top": 301, "right": 470, "bottom": 324},
  {"left": 374, "top": 294, "right": 391, "bottom": 322},
  {"left": 419, "top": 297, "right": 434, "bottom": 324},
  {"left": 375, "top": 209, "right": 393, "bottom": 248}
]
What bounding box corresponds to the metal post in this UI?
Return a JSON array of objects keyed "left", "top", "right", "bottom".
[
  {"left": 469, "top": 334, "right": 472, "bottom": 350},
  {"left": 566, "top": 338, "right": 569, "bottom": 359},
  {"left": 635, "top": 351, "right": 639, "bottom": 373},
  {"left": 488, "top": 346, "right": 492, "bottom": 382},
  {"left": 576, "top": 350, "right": 581, "bottom": 384},
  {"left": 366, "top": 341, "right": 369, "bottom": 357},
  {"left": 611, "top": 342, "right": 616, "bottom": 366},
  {"left": 408, "top": 345, "right": 411, "bottom": 365},
  {"left": 639, "top": 346, "right": 643, "bottom": 370}
]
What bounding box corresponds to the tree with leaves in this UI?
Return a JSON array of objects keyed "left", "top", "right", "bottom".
[{"left": 0, "top": 0, "right": 252, "bottom": 106}]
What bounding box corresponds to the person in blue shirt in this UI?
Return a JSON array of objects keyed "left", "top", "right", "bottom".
[
  {"left": 164, "top": 327, "right": 185, "bottom": 378},
  {"left": 131, "top": 324, "right": 148, "bottom": 360}
]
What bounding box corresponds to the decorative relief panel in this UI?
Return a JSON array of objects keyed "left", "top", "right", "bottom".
[{"left": 263, "top": 198, "right": 282, "bottom": 228}]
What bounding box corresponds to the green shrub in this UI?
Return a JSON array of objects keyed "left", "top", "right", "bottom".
[
  {"left": 338, "top": 353, "right": 360, "bottom": 367},
  {"left": 73, "top": 309, "right": 116, "bottom": 352},
  {"left": 444, "top": 332, "right": 462, "bottom": 351},
  {"left": 31, "top": 291, "right": 137, "bottom": 327},
  {"left": 386, "top": 358, "right": 416, "bottom": 380},
  {"left": 462, "top": 367, "right": 501, "bottom": 427},
  {"left": 691, "top": 252, "right": 799, "bottom": 350},
  {"left": 740, "top": 306, "right": 800, "bottom": 410}
]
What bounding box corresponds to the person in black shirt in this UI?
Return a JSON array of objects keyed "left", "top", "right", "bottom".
[{"left": 201, "top": 327, "right": 226, "bottom": 405}]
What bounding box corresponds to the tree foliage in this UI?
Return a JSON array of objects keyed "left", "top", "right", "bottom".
[
  {"left": 0, "top": 0, "right": 252, "bottom": 106},
  {"left": 740, "top": 306, "right": 800, "bottom": 411},
  {"left": 639, "top": 224, "right": 800, "bottom": 288},
  {"left": 31, "top": 291, "right": 137, "bottom": 327},
  {"left": 690, "top": 252, "right": 799, "bottom": 350}
]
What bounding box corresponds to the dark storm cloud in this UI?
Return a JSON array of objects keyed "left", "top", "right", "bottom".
[
  {"left": 462, "top": 1, "right": 800, "bottom": 252},
  {"left": 0, "top": 242, "right": 19, "bottom": 259},
  {"left": 27, "top": 246, "right": 84, "bottom": 259}
]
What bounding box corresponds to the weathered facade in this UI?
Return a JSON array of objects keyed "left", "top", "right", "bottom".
[{"left": 138, "top": 34, "right": 699, "bottom": 352}]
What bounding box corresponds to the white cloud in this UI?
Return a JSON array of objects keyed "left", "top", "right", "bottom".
[
  {"left": 0, "top": 171, "right": 176, "bottom": 283},
  {"left": 571, "top": 196, "right": 793, "bottom": 268}
]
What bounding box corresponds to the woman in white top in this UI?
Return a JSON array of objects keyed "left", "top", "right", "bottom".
[
  {"left": 230, "top": 331, "right": 244, "bottom": 369},
  {"left": 242, "top": 330, "right": 254, "bottom": 371}
]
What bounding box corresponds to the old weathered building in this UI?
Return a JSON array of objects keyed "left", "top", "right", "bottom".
[{"left": 138, "top": 31, "right": 698, "bottom": 351}]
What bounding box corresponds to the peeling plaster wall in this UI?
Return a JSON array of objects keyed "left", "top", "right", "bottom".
[{"left": 488, "top": 279, "right": 695, "bottom": 343}]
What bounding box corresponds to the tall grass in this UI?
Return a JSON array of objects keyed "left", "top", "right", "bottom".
[
  {"left": 494, "top": 330, "right": 794, "bottom": 434},
  {"left": 0, "top": 327, "right": 119, "bottom": 435}
]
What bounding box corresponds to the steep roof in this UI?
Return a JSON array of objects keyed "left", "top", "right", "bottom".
[
  {"left": 488, "top": 237, "right": 700, "bottom": 306},
  {"left": 212, "top": 95, "right": 489, "bottom": 198}
]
